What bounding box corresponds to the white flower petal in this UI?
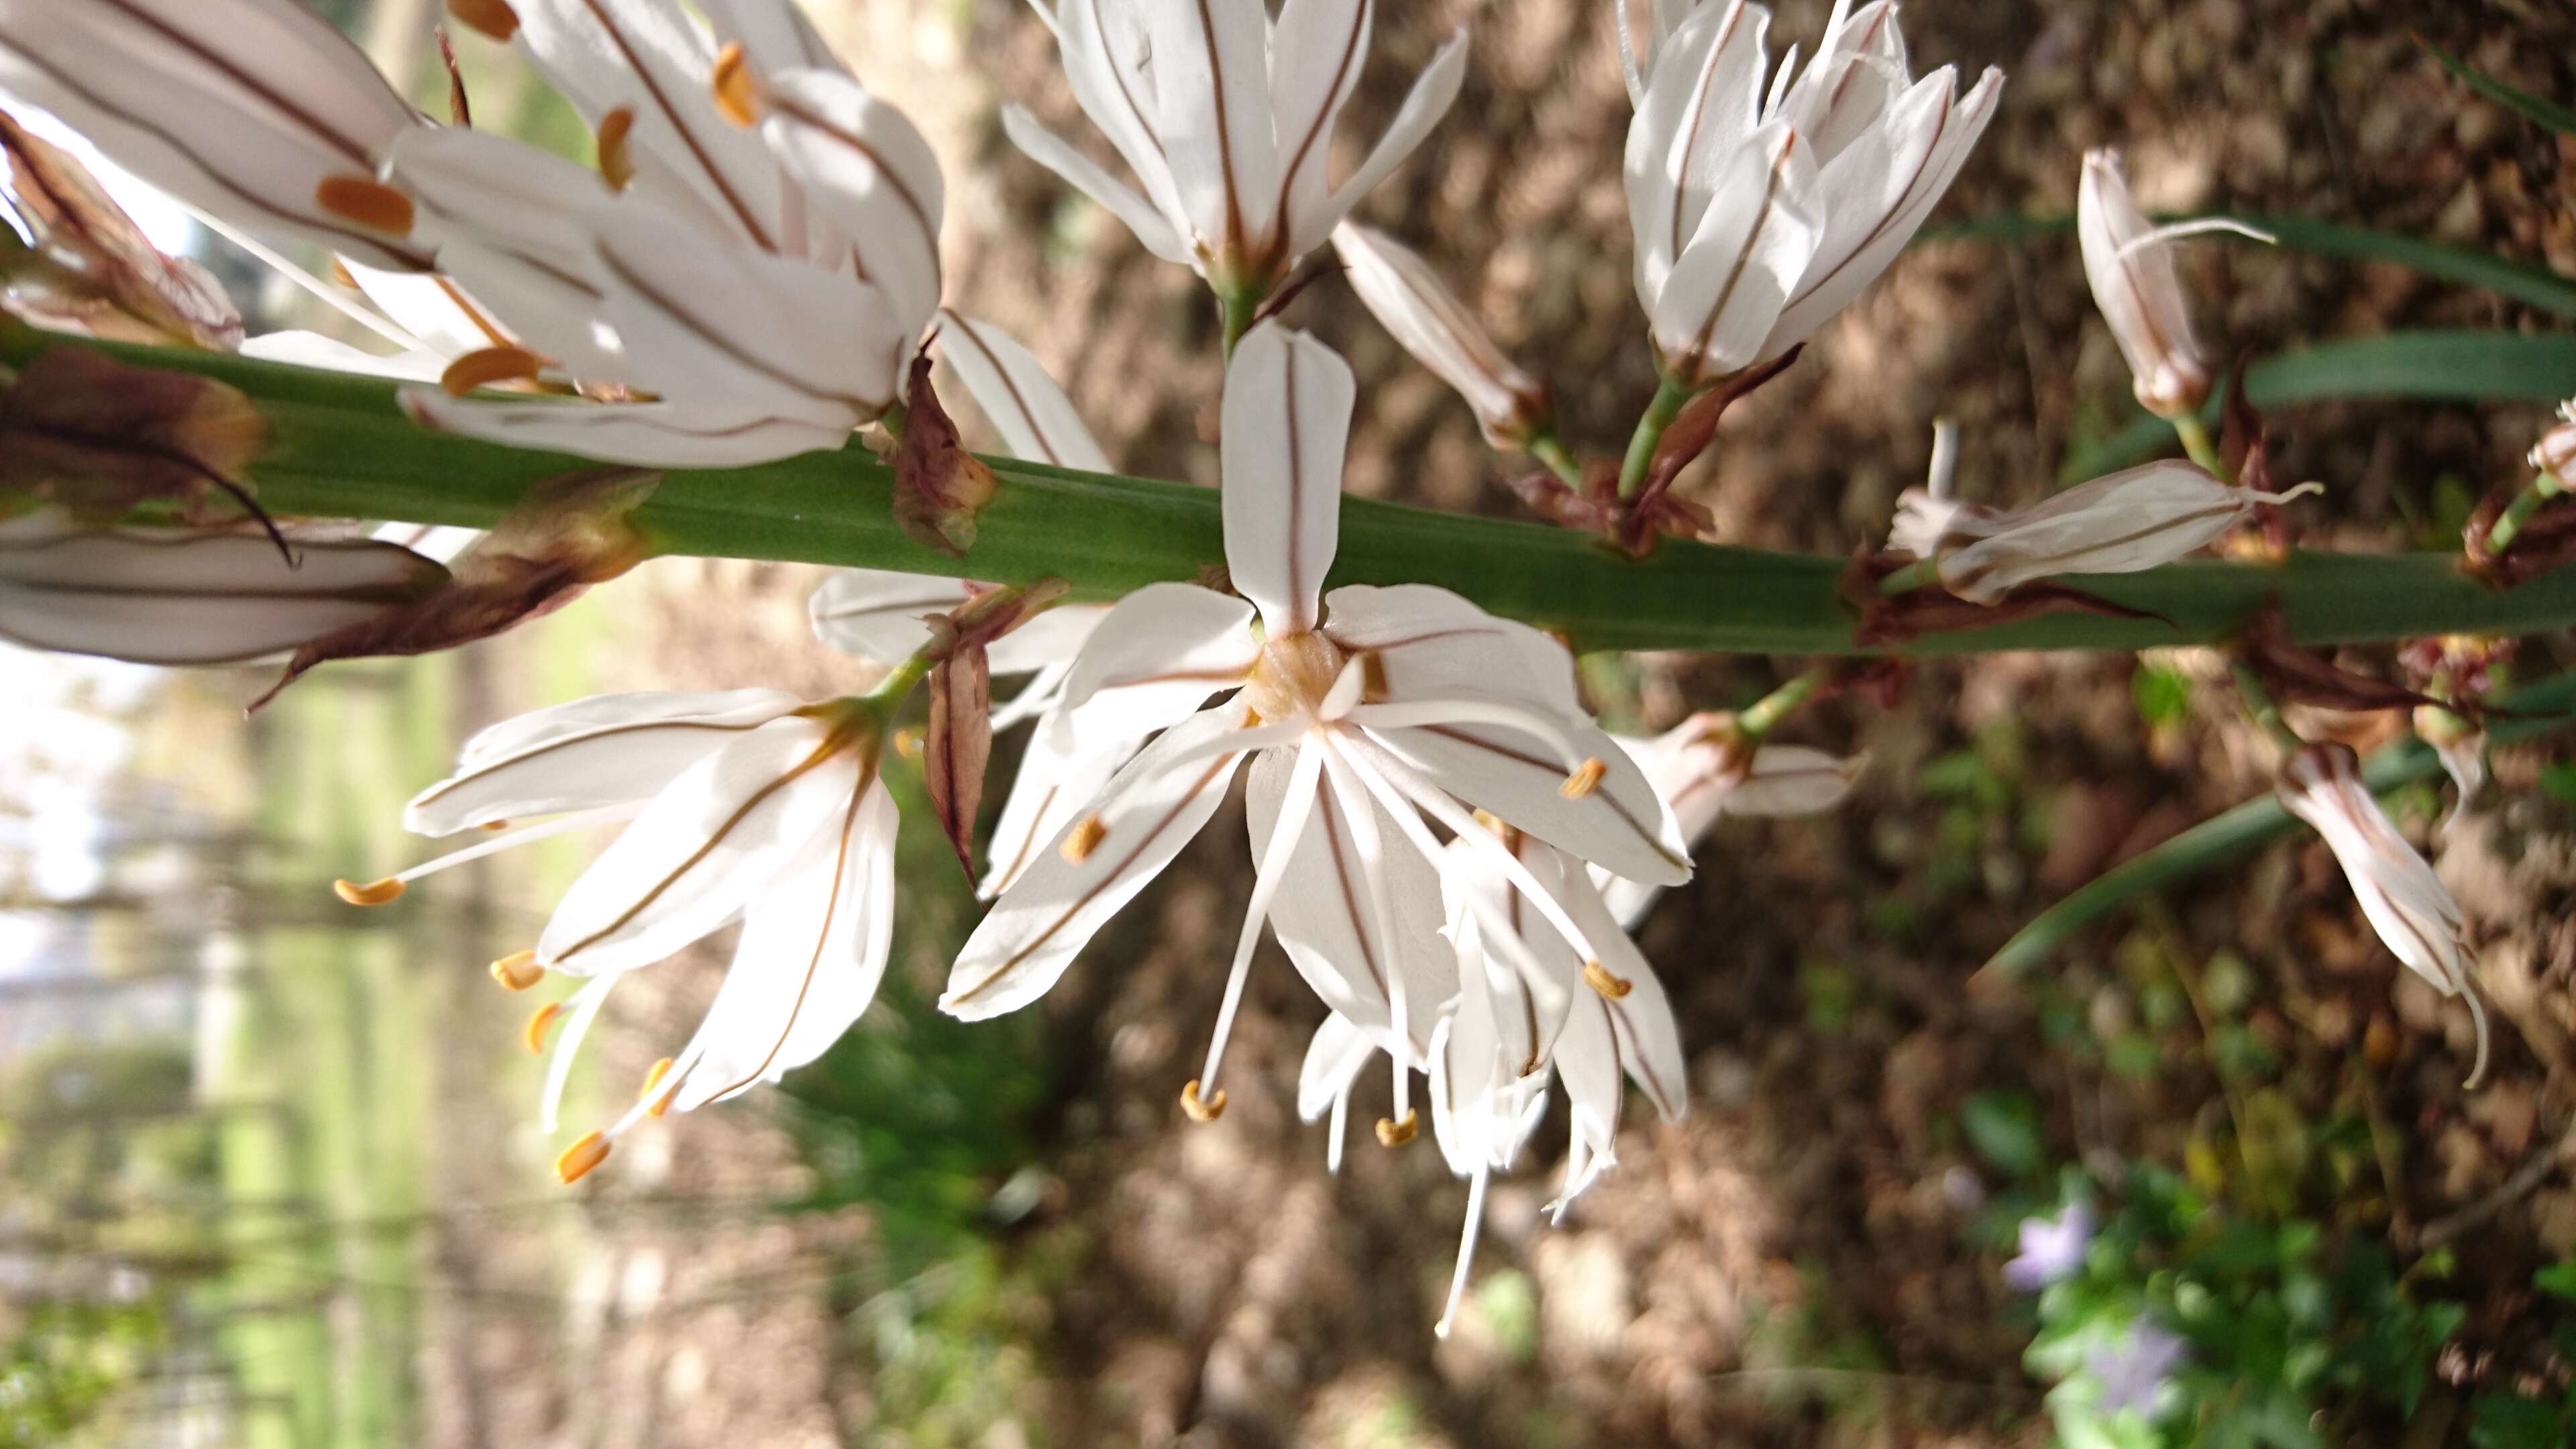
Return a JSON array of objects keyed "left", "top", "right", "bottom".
[
  {"left": 241, "top": 330, "right": 449, "bottom": 382},
  {"left": 1222, "top": 323, "right": 1353, "bottom": 636},
  {"left": 407, "top": 688, "right": 805, "bottom": 835},
  {"left": 987, "top": 604, "right": 1110, "bottom": 677},
  {"left": 696, "top": 0, "right": 843, "bottom": 76},
  {"left": 1625, "top": 0, "right": 1769, "bottom": 304},
  {"left": 675, "top": 774, "right": 898, "bottom": 1110},
  {"left": 1316, "top": 28, "right": 1468, "bottom": 250},
  {"left": 1360, "top": 720, "right": 1690, "bottom": 887},
  {"left": 1268, "top": 0, "right": 1371, "bottom": 255},
  {"left": 998, "top": 103, "right": 1191, "bottom": 264},
  {"left": 1143, "top": 0, "right": 1281, "bottom": 266},
  {"left": 0, "top": 525, "right": 443, "bottom": 667},
  {"left": 1729, "top": 744, "right": 1865, "bottom": 817},
  {"left": 1297, "top": 1010, "right": 1377, "bottom": 1122},
  {"left": 976, "top": 701, "right": 1128, "bottom": 900},
  {"left": 1050, "top": 0, "right": 1193, "bottom": 238},
  {"left": 942, "top": 704, "right": 1254, "bottom": 1019},
  {"left": 1653, "top": 121, "right": 1821, "bottom": 382},
  {"left": 2079, "top": 145, "right": 2208, "bottom": 417},
  {"left": 935, "top": 310, "right": 1115, "bottom": 472},
  {"left": 0, "top": 0, "right": 431, "bottom": 269},
  {"left": 1331, "top": 223, "right": 1544, "bottom": 443},
  {"left": 537, "top": 714, "right": 861, "bottom": 977},
  {"left": 1056, "top": 581, "right": 1258, "bottom": 745},
  {"left": 1321, "top": 583, "right": 1580, "bottom": 716},
  {"left": 760, "top": 67, "right": 945, "bottom": 328},
  {"left": 807, "top": 568, "right": 974, "bottom": 663},
  {"left": 1935, "top": 460, "right": 2281, "bottom": 603},
  {"left": 1776, "top": 0, "right": 1910, "bottom": 163}
]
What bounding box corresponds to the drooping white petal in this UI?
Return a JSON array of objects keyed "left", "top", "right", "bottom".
[
  {"left": 407, "top": 688, "right": 806, "bottom": 835},
  {"left": 1653, "top": 121, "right": 1822, "bottom": 382},
  {"left": 1050, "top": 0, "right": 1193, "bottom": 237},
  {"left": 1222, "top": 324, "right": 1353, "bottom": 636},
  {"left": 1143, "top": 0, "right": 1281, "bottom": 268},
  {"left": 998, "top": 103, "right": 1192, "bottom": 264},
  {"left": 988, "top": 604, "right": 1110, "bottom": 678},
  {"left": 807, "top": 568, "right": 975, "bottom": 663},
  {"left": 1297, "top": 1010, "right": 1377, "bottom": 1122},
  {"left": 0, "top": 0, "right": 431, "bottom": 269},
  {"left": 0, "top": 526, "right": 443, "bottom": 667},
  {"left": 674, "top": 774, "right": 898, "bottom": 1110},
  {"left": 1358, "top": 718, "right": 1691, "bottom": 888},
  {"left": 398, "top": 388, "right": 854, "bottom": 468},
  {"left": 1935, "top": 460, "right": 2310, "bottom": 604},
  {"left": 537, "top": 713, "right": 861, "bottom": 977},
  {"left": 1248, "top": 743, "right": 1451, "bottom": 1056},
  {"left": 935, "top": 310, "right": 1115, "bottom": 472},
  {"left": 1552, "top": 855, "right": 1688, "bottom": 1120},
  {"left": 1330, "top": 223, "right": 1546, "bottom": 445},
  {"left": 342, "top": 262, "right": 513, "bottom": 361},
  {"left": 1729, "top": 744, "right": 1866, "bottom": 817},
  {"left": 1313, "top": 29, "right": 1468, "bottom": 252},
  {"left": 945, "top": 704, "right": 1256, "bottom": 1019},
  {"left": 1055, "top": 581, "right": 1258, "bottom": 744},
  {"left": 760, "top": 68, "right": 945, "bottom": 328}
]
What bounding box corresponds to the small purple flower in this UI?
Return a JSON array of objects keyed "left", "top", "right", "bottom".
[
  {"left": 2003, "top": 1202, "right": 2094, "bottom": 1291},
  {"left": 2086, "top": 1320, "right": 2186, "bottom": 1415}
]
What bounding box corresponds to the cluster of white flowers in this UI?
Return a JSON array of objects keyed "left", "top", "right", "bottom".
[{"left": 0, "top": 0, "right": 2516, "bottom": 1336}]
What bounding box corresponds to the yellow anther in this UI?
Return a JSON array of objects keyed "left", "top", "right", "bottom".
[
  {"left": 523, "top": 1000, "right": 564, "bottom": 1055},
  {"left": 328, "top": 258, "right": 360, "bottom": 290},
  {"left": 480, "top": 819, "right": 511, "bottom": 832},
  {"left": 1560, "top": 756, "right": 1607, "bottom": 800},
  {"left": 1179, "top": 1079, "right": 1226, "bottom": 1122},
  {"left": 639, "top": 1057, "right": 678, "bottom": 1118},
  {"left": 446, "top": 0, "right": 521, "bottom": 42},
  {"left": 596, "top": 106, "right": 637, "bottom": 192},
  {"left": 1061, "top": 813, "right": 1108, "bottom": 864},
  {"left": 1375, "top": 1111, "right": 1419, "bottom": 1147},
  {"left": 439, "top": 345, "right": 545, "bottom": 398},
  {"left": 314, "top": 175, "right": 416, "bottom": 236},
  {"left": 710, "top": 42, "right": 759, "bottom": 127},
  {"left": 1582, "top": 959, "right": 1633, "bottom": 999},
  {"left": 554, "top": 1130, "right": 610, "bottom": 1184},
  {"left": 333, "top": 876, "right": 405, "bottom": 906},
  {"left": 490, "top": 949, "right": 544, "bottom": 991},
  {"left": 894, "top": 727, "right": 924, "bottom": 760}
]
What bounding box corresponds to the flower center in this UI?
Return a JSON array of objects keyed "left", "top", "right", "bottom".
[{"left": 1241, "top": 630, "right": 1348, "bottom": 726}]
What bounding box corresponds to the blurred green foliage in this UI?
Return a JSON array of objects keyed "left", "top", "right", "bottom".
[{"left": 0, "top": 1303, "right": 166, "bottom": 1449}]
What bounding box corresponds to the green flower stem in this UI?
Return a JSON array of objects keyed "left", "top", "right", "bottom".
[
  {"left": 1875, "top": 557, "right": 1942, "bottom": 596},
  {"left": 1524, "top": 429, "right": 1586, "bottom": 490},
  {"left": 2227, "top": 658, "right": 2306, "bottom": 758},
  {"left": 1219, "top": 285, "right": 1263, "bottom": 362},
  {"left": 1736, "top": 667, "right": 1824, "bottom": 740},
  {"left": 1615, "top": 374, "right": 1695, "bottom": 500},
  {"left": 1980, "top": 669, "right": 2576, "bottom": 982},
  {"left": 27, "top": 325, "right": 2576, "bottom": 658},
  {"left": 2171, "top": 410, "right": 2228, "bottom": 478},
  {"left": 2483, "top": 472, "right": 2566, "bottom": 555}
]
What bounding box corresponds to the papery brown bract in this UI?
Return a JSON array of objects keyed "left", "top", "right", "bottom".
[
  {"left": 2464, "top": 491, "right": 2576, "bottom": 588},
  {"left": 1845, "top": 551, "right": 2168, "bottom": 647},
  {"left": 252, "top": 470, "right": 659, "bottom": 709},
  {"left": 0, "top": 345, "right": 268, "bottom": 527},
  {"left": 893, "top": 341, "right": 998, "bottom": 558},
  {"left": 0, "top": 112, "right": 242, "bottom": 350},
  {"left": 918, "top": 578, "right": 1070, "bottom": 877},
  {"left": 2239, "top": 608, "right": 2455, "bottom": 719}
]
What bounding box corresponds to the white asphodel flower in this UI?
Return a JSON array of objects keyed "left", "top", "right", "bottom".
[
  {"left": 2276, "top": 741, "right": 2489, "bottom": 1087},
  {"left": 1896, "top": 460, "right": 2320, "bottom": 604},
  {"left": 1330, "top": 222, "right": 1551, "bottom": 447},
  {"left": 2078, "top": 149, "right": 2272, "bottom": 420},
  {"left": 1006, "top": 0, "right": 1466, "bottom": 294},
  {"left": 0, "top": 517, "right": 446, "bottom": 665},
  {"left": 335, "top": 687, "right": 900, "bottom": 1178},
  {"left": 2533, "top": 401, "right": 2576, "bottom": 488},
  {"left": 941, "top": 323, "right": 1690, "bottom": 1135},
  {"left": 1596, "top": 711, "right": 1864, "bottom": 926},
  {"left": 1625, "top": 1, "right": 2002, "bottom": 387}
]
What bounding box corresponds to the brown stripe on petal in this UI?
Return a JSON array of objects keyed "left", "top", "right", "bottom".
[
  {"left": 409, "top": 717, "right": 775, "bottom": 812},
  {"left": 765, "top": 92, "right": 942, "bottom": 303},
  {"left": 572, "top": 0, "right": 775, "bottom": 251},
  {"left": 1270, "top": 0, "right": 1366, "bottom": 229},
  {"left": 938, "top": 313, "right": 1061, "bottom": 465},
  {"left": 698, "top": 765, "right": 879, "bottom": 1103},
  {"left": 1415, "top": 724, "right": 1687, "bottom": 874}
]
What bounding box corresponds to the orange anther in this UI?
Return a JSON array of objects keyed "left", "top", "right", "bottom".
[
  {"left": 1582, "top": 959, "right": 1633, "bottom": 999},
  {"left": 1375, "top": 1111, "right": 1419, "bottom": 1147},
  {"left": 333, "top": 877, "right": 405, "bottom": 906},
  {"left": 710, "top": 42, "right": 759, "bottom": 127},
  {"left": 596, "top": 106, "right": 637, "bottom": 191},
  {"left": 1560, "top": 757, "right": 1607, "bottom": 801},
  {"left": 523, "top": 1000, "right": 564, "bottom": 1054},
  {"left": 489, "top": 950, "right": 543, "bottom": 991},
  {"left": 446, "top": 0, "right": 519, "bottom": 41},
  {"left": 639, "top": 1057, "right": 678, "bottom": 1118},
  {"left": 439, "top": 345, "right": 545, "bottom": 397},
  {"left": 314, "top": 175, "right": 415, "bottom": 235},
  {"left": 1061, "top": 814, "right": 1107, "bottom": 864},
  {"left": 554, "top": 1130, "right": 610, "bottom": 1183},
  {"left": 1179, "top": 1079, "right": 1226, "bottom": 1122}
]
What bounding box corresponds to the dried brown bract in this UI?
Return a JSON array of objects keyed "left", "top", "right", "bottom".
[{"left": 892, "top": 339, "right": 998, "bottom": 558}]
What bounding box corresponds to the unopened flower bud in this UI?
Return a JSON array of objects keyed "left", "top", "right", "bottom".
[
  {"left": 1332, "top": 223, "right": 1551, "bottom": 446},
  {"left": 1933, "top": 462, "right": 2318, "bottom": 604},
  {"left": 2079, "top": 150, "right": 2211, "bottom": 419}
]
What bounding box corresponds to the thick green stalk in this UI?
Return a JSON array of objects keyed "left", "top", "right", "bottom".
[
  {"left": 2484, "top": 472, "right": 2566, "bottom": 555},
  {"left": 1737, "top": 667, "right": 1823, "bottom": 739},
  {"left": 28, "top": 326, "right": 2576, "bottom": 658},
  {"left": 2171, "top": 411, "right": 2228, "bottom": 478},
  {"left": 1524, "top": 429, "right": 1586, "bottom": 490}
]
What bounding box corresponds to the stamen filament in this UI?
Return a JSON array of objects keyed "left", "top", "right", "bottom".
[
  {"left": 1342, "top": 698, "right": 1588, "bottom": 772},
  {"left": 541, "top": 976, "right": 618, "bottom": 1132},
  {"left": 1198, "top": 741, "right": 1322, "bottom": 1095},
  {"left": 391, "top": 803, "right": 645, "bottom": 885},
  {"left": 1435, "top": 1162, "right": 1490, "bottom": 1339},
  {"left": 2114, "top": 216, "right": 2277, "bottom": 259}
]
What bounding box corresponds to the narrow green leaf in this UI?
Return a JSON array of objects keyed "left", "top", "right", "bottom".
[
  {"left": 2061, "top": 332, "right": 2576, "bottom": 483},
  {"left": 1980, "top": 671, "right": 2576, "bottom": 981},
  {"left": 2420, "top": 36, "right": 2576, "bottom": 137}
]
